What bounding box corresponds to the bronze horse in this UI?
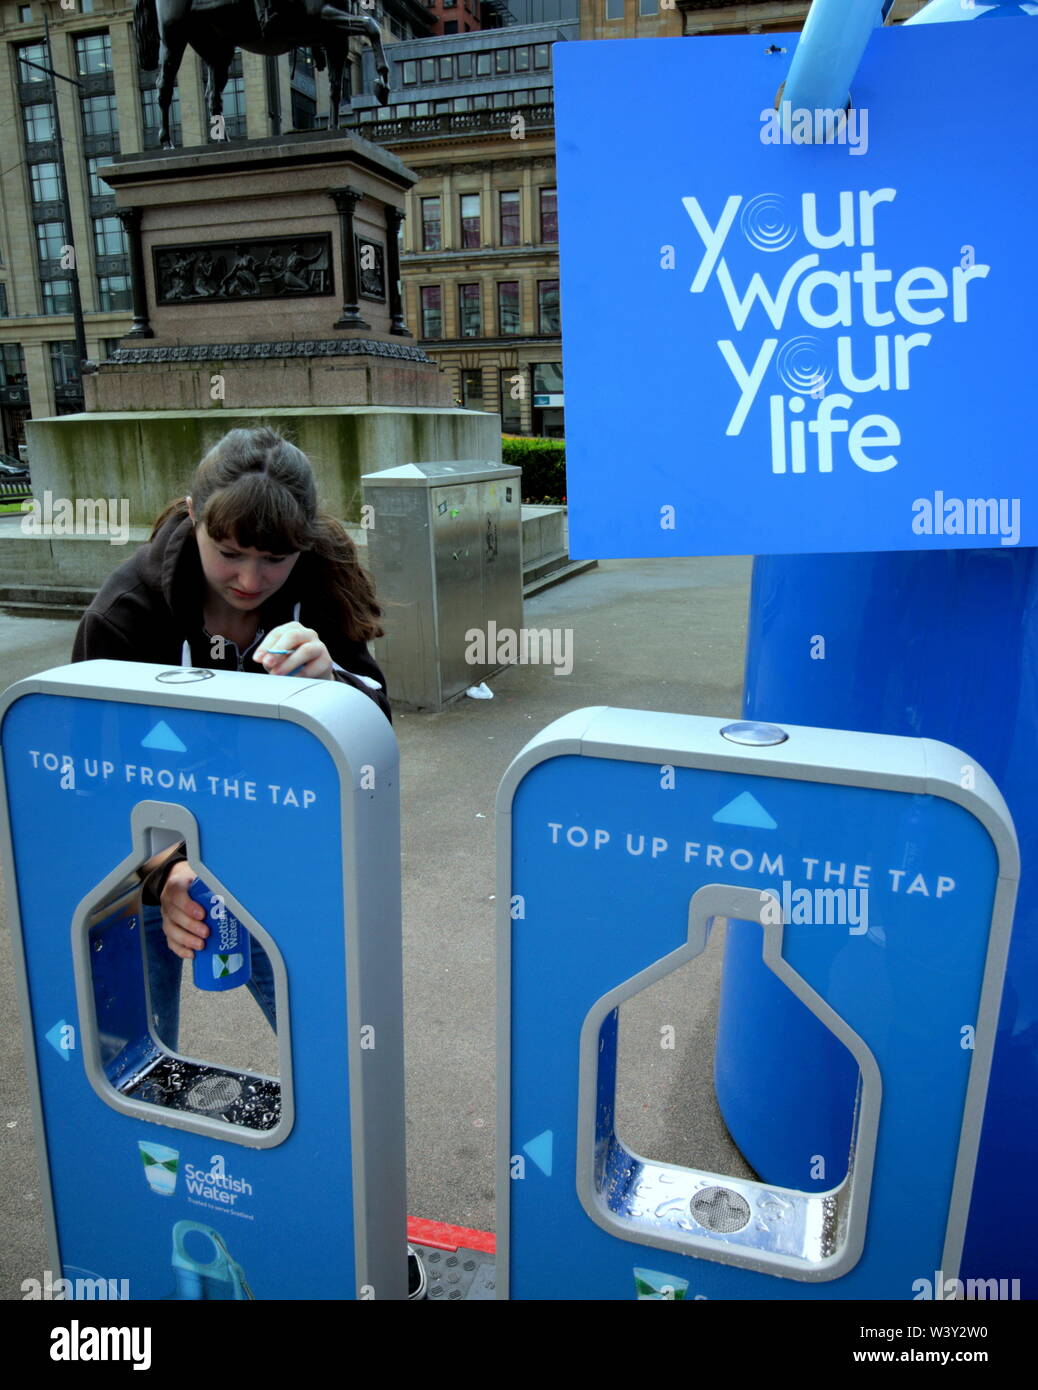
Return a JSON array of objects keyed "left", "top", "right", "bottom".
[{"left": 133, "top": 0, "right": 391, "bottom": 148}]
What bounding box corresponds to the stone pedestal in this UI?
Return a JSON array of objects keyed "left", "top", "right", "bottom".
[
  {"left": 87, "top": 130, "right": 450, "bottom": 411},
  {"left": 7, "top": 132, "right": 502, "bottom": 612}
]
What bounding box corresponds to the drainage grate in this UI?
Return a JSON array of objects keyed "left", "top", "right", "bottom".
[
  {"left": 690, "top": 1186, "right": 752, "bottom": 1233},
  {"left": 187, "top": 1075, "right": 243, "bottom": 1113},
  {"left": 121, "top": 1058, "right": 281, "bottom": 1131}
]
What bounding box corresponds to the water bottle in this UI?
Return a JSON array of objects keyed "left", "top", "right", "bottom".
[{"left": 187, "top": 876, "right": 252, "bottom": 992}]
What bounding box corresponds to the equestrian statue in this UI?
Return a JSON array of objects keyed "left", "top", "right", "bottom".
[{"left": 134, "top": 0, "right": 392, "bottom": 149}]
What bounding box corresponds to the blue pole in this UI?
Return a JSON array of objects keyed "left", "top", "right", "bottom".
[{"left": 781, "top": 0, "right": 886, "bottom": 117}]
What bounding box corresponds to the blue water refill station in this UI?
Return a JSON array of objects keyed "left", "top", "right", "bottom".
[
  {"left": 496, "top": 709, "right": 1017, "bottom": 1300},
  {"left": 0, "top": 660, "right": 407, "bottom": 1300}
]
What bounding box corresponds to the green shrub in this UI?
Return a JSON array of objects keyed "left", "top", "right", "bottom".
[{"left": 502, "top": 435, "right": 567, "bottom": 505}]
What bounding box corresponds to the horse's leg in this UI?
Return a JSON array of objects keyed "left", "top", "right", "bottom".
[
  {"left": 316, "top": 9, "right": 391, "bottom": 105},
  {"left": 328, "top": 51, "right": 344, "bottom": 130},
  {"left": 361, "top": 16, "right": 391, "bottom": 104},
  {"left": 193, "top": 37, "right": 234, "bottom": 140},
  {"left": 157, "top": 22, "right": 189, "bottom": 148}
]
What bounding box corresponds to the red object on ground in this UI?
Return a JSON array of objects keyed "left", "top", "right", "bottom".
[{"left": 407, "top": 1215, "right": 496, "bottom": 1255}]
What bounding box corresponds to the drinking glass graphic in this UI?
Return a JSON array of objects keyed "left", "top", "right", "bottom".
[{"left": 139, "top": 1141, "right": 180, "bottom": 1196}]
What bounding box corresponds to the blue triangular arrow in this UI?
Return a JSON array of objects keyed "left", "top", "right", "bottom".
[
  {"left": 45, "top": 1020, "right": 71, "bottom": 1061},
  {"left": 713, "top": 791, "right": 777, "bottom": 830},
  {"left": 142, "top": 720, "right": 186, "bottom": 753},
  {"left": 522, "top": 1129, "right": 554, "bottom": 1177}
]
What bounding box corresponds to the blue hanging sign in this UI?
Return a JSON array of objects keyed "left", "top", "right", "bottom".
[
  {"left": 553, "top": 23, "right": 1036, "bottom": 556},
  {"left": 496, "top": 709, "right": 1018, "bottom": 1299},
  {"left": 0, "top": 661, "right": 407, "bottom": 1300}
]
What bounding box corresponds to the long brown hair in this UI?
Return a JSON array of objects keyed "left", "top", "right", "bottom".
[{"left": 151, "top": 426, "right": 384, "bottom": 642}]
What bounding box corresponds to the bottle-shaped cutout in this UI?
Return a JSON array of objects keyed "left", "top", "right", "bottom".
[
  {"left": 170, "top": 1221, "right": 253, "bottom": 1300},
  {"left": 188, "top": 876, "right": 252, "bottom": 993}
]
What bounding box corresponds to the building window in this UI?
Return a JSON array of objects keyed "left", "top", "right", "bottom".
[
  {"left": 23, "top": 102, "right": 56, "bottom": 143},
  {"left": 462, "top": 368, "right": 484, "bottom": 409},
  {"left": 460, "top": 193, "right": 480, "bottom": 249},
  {"left": 222, "top": 76, "right": 246, "bottom": 138},
  {"left": 476, "top": 53, "right": 492, "bottom": 76},
  {"left": 420, "top": 196, "right": 441, "bottom": 252},
  {"left": 538, "top": 280, "right": 560, "bottom": 334},
  {"left": 101, "top": 337, "right": 123, "bottom": 359},
  {"left": 606, "top": 0, "right": 624, "bottom": 16},
  {"left": 50, "top": 341, "right": 81, "bottom": 385},
  {"left": 439, "top": 56, "right": 453, "bottom": 79},
  {"left": 500, "top": 368, "right": 523, "bottom": 433},
  {"left": 93, "top": 216, "right": 128, "bottom": 258},
  {"left": 444, "top": 20, "right": 458, "bottom": 33},
  {"left": 533, "top": 361, "right": 563, "bottom": 397},
  {"left": 0, "top": 283, "right": 8, "bottom": 317},
  {"left": 42, "top": 280, "right": 74, "bottom": 315},
  {"left": 141, "top": 86, "right": 182, "bottom": 146},
  {"left": 35, "top": 221, "right": 67, "bottom": 262},
  {"left": 420, "top": 58, "right": 436, "bottom": 82},
  {"left": 457, "top": 53, "right": 473, "bottom": 78},
  {"left": 81, "top": 94, "right": 119, "bottom": 138},
  {"left": 496, "top": 50, "right": 510, "bottom": 74},
  {"left": 291, "top": 88, "right": 317, "bottom": 130},
  {"left": 458, "top": 283, "right": 481, "bottom": 337},
  {"left": 492, "top": 92, "right": 511, "bottom": 109},
  {"left": 498, "top": 281, "right": 520, "bottom": 335},
  {"left": 97, "top": 274, "right": 133, "bottom": 311},
  {"left": 30, "top": 162, "right": 61, "bottom": 203},
  {"left": 534, "top": 44, "right": 550, "bottom": 69},
  {"left": 498, "top": 191, "right": 520, "bottom": 247},
  {"left": 639, "top": 0, "right": 658, "bottom": 13},
  {"left": 16, "top": 40, "right": 50, "bottom": 83},
  {"left": 75, "top": 32, "right": 113, "bottom": 77},
  {"left": 18, "top": 4, "right": 33, "bottom": 22},
  {"left": 1, "top": 344, "right": 28, "bottom": 386},
  {"left": 402, "top": 60, "right": 416, "bottom": 84},
  {"left": 534, "top": 88, "right": 552, "bottom": 104},
  {"left": 86, "top": 156, "right": 115, "bottom": 199},
  {"left": 452, "top": 97, "right": 469, "bottom": 112},
  {"left": 420, "top": 285, "right": 442, "bottom": 339},
  {"left": 539, "top": 188, "right": 558, "bottom": 244}
]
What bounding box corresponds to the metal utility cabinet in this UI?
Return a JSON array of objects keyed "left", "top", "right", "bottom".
[{"left": 362, "top": 459, "right": 523, "bottom": 711}]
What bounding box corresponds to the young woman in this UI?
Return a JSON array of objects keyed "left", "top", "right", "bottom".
[{"left": 72, "top": 424, "right": 392, "bottom": 1041}]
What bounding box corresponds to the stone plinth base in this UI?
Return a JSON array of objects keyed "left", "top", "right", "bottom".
[
  {"left": 85, "top": 339, "right": 454, "bottom": 412},
  {"left": 25, "top": 405, "right": 500, "bottom": 530}
]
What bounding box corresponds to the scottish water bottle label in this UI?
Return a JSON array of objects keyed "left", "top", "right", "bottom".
[{"left": 187, "top": 876, "right": 252, "bottom": 992}]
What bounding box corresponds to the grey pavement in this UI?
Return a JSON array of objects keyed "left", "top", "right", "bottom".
[{"left": 0, "top": 554, "right": 753, "bottom": 1296}]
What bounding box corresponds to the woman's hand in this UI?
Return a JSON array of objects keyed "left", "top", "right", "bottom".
[
  {"left": 255, "top": 622, "right": 334, "bottom": 680},
  {"left": 160, "top": 860, "right": 209, "bottom": 960}
]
